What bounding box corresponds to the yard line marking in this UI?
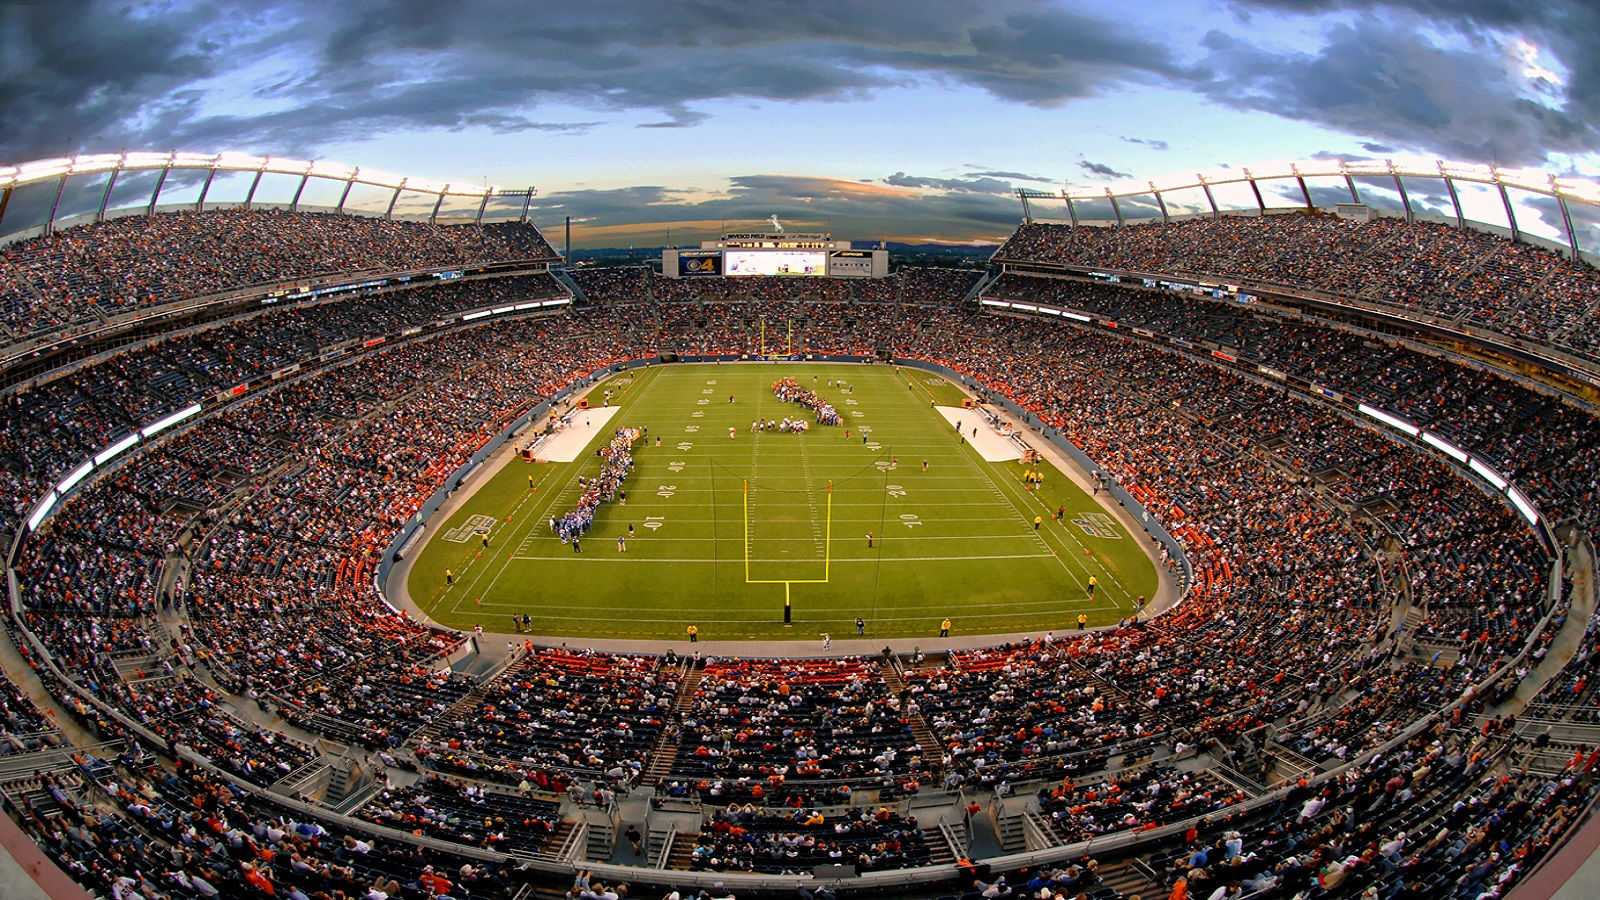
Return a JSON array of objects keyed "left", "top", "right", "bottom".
[{"left": 505, "top": 552, "right": 1059, "bottom": 563}]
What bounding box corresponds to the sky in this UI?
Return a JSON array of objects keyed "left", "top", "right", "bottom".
[{"left": 2, "top": 0, "right": 1599, "bottom": 250}]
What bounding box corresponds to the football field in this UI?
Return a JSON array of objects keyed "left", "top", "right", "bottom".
[{"left": 405, "top": 363, "right": 1158, "bottom": 641}]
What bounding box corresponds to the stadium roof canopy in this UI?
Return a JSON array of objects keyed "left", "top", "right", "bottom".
[
  {"left": 0, "top": 150, "right": 537, "bottom": 241},
  {"left": 1016, "top": 157, "right": 1600, "bottom": 262}
]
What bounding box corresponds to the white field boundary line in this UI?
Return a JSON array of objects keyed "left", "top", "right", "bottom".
[
  {"left": 474, "top": 603, "right": 1126, "bottom": 622},
  {"left": 505, "top": 552, "right": 1061, "bottom": 563}
]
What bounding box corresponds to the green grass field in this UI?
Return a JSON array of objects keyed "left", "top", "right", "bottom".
[{"left": 405, "top": 363, "right": 1157, "bottom": 641}]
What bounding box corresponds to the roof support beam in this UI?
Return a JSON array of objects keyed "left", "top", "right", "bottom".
[
  {"left": 147, "top": 164, "right": 170, "bottom": 216},
  {"left": 1496, "top": 177, "right": 1519, "bottom": 242},
  {"left": 45, "top": 175, "right": 67, "bottom": 236},
  {"left": 97, "top": 166, "right": 120, "bottom": 222}
]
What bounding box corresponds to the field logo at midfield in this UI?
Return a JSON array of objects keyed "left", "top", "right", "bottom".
[
  {"left": 443, "top": 514, "right": 496, "bottom": 543},
  {"left": 1072, "top": 512, "right": 1122, "bottom": 539}
]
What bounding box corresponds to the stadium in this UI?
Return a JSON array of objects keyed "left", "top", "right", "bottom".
[
  {"left": 4, "top": 6, "right": 1600, "bottom": 899},
  {"left": 0, "top": 145, "right": 1596, "bottom": 900}
]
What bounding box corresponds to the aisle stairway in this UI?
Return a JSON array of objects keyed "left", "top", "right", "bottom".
[
  {"left": 879, "top": 659, "right": 944, "bottom": 777},
  {"left": 640, "top": 660, "right": 703, "bottom": 787},
  {"left": 1098, "top": 859, "right": 1166, "bottom": 899}
]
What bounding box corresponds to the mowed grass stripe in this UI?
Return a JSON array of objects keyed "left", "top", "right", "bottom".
[{"left": 406, "top": 363, "right": 1158, "bottom": 639}]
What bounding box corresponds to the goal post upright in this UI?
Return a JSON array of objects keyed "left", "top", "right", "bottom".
[
  {"left": 744, "top": 478, "right": 834, "bottom": 625},
  {"left": 824, "top": 479, "right": 832, "bottom": 580}
]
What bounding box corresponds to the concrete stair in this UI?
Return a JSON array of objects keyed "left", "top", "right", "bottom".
[
  {"left": 879, "top": 659, "right": 943, "bottom": 777},
  {"left": 640, "top": 661, "right": 703, "bottom": 787},
  {"left": 1098, "top": 859, "right": 1166, "bottom": 899}
]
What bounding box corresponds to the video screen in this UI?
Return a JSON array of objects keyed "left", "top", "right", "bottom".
[
  {"left": 724, "top": 250, "right": 824, "bottom": 277},
  {"left": 677, "top": 252, "right": 722, "bottom": 276}
]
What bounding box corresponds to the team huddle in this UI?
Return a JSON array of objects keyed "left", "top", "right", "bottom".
[
  {"left": 772, "top": 377, "right": 841, "bottom": 425},
  {"left": 551, "top": 426, "right": 641, "bottom": 545}
]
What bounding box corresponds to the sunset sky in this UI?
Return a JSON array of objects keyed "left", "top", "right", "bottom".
[{"left": 2, "top": 1, "right": 1597, "bottom": 248}]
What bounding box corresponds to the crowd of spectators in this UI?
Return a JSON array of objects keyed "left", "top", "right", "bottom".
[
  {"left": 687, "top": 802, "right": 933, "bottom": 874},
  {"left": 416, "top": 648, "right": 679, "bottom": 791},
  {"left": 566, "top": 266, "right": 979, "bottom": 359},
  {"left": 9, "top": 751, "right": 526, "bottom": 899},
  {"left": 1035, "top": 764, "right": 1244, "bottom": 843},
  {"left": 996, "top": 213, "right": 1600, "bottom": 360},
  {"left": 982, "top": 273, "right": 1600, "bottom": 532},
  {"left": 0, "top": 208, "right": 1594, "bottom": 898},
  {"left": 0, "top": 209, "right": 558, "bottom": 340},
  {"left": 671, "top": 658, "right": 927, "bottom": 796},
  {"left": 356, "top": 775, "right": 561, "bottom": 855},
  {"left": 1141, "top": 721, "right": 1588, "bottom": 900},
  {"left": 0, "top": 662, "right": 56, "bottom": 755}
]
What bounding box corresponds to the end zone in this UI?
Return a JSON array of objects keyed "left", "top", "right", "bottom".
[
  {"left": 531, "top": 405, "right": 621, "bottom": 462},
  {"left": 934, "top": 405, "right": 1023, "bottom": 461}
]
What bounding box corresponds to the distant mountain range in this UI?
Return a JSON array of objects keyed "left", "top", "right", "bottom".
[{"left": 565, "top": 241, "right": 999, "bottom": 268}]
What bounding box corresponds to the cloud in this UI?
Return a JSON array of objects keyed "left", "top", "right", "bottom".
[
  {"left": 1120, "top": 136, "right": 1170, "bottom": 151},
  {"left": 1078, "top": 159, "right": 1131, "bottom": 180},
  {"left": 1523, "top": 192, "right": 1600, "bottom": 249},
  {"left": 1359, "top": 141, "right": 1397, "bottom": 153},
  {"left": 1213, "top": 2, "right": 1600, "bottom": 164},
  {"left": 0, "top": 2, "right": 219, "bottom": 159},
  {"left": 0, "top": 0, "right": 1196, "bottom": 161},
  {"left": 1308, "top": 149, "right": 1372, "bottom": 162},
  {"left": 526, "top": 172, "right": 1023, "bottom": 248},
  {"left": 965, "top": 168, "right": 1056, "bottom": 183},
  {"left": 882, "top": 172, "right": 1015, "bottom": 194},
  {"left": 636, "top": 106, "right": 711, "bottom": 129}
]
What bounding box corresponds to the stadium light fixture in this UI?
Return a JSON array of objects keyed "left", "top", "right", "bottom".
[
  {"left": 121, "top": 151, "right": 174, "bottom": 169},
  {"left": 1468, "top": 456, "right": 1509, "bottom": 490},
  {"left": 26, "top": 493, "right": 57, "bottom": 533},
  {"left": 93, "top": 433, "right": 140, "bottom": 467},
  {"left": 140, "top": 403, "right": 202, "bottom": 438},
  {"left": 214, "top": 151, "right": 267, "bottom": 171},
  {"left": 1506, "top": 486, "right": 1539, "bottom": 526},
  {"left": 1421, "top": 431, "right": 1469, "bottom": 463},
  {"left": 56, "top": 460, "right": 94, "bottom": 495},
  {"left": 1052, "top": 157, "right": 1598, "bottom": 211},
  {"left": 170, "top": 151, "right": 218, "bottom": 168},
  {"left": 309, "top": 160, "right": 355, "bottom": 180},
  {"left": 357, "top": 168, "right": 407, "bottom": 189},
  {"left": 15, "top": 158, "right": 72, "bottom": 182},
  {"left": 405, "top": 177, "right": 449, "bottom": 194},
  {"left": 1554, "top": 177, "right": 1600, "bottom": 205},
  {"left": 67, "top": 153, "right": 125, "bottom": 176}
]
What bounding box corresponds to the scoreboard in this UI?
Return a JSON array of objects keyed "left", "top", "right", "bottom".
[{"left": 662, "top": 230, "right": 888, "bottom": 279}]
